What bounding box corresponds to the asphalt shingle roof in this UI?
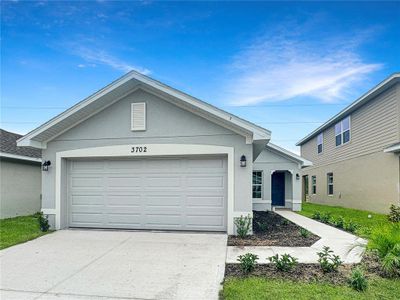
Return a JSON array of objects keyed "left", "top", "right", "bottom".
[{"left": 0, "top": 129, "right": 42, "bottom": 159}]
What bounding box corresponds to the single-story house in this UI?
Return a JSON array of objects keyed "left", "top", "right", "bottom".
[
  {"left": 0, "top": 129, "right": 42, "bottom": 219},
  {"left": 17, "top": 71, "right": 310, "bottom": 234}
]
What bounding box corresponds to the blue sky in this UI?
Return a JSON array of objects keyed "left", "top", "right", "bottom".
[{"left": 1, "top": 1, "right": 399, "bottom": 153}]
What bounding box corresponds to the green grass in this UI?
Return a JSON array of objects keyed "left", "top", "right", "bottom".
[
  {"left": 0, "top": 214, "right": 50, "bottom": 250},
  {"left": 298, "top": 202, "right": 388, "bottom": 238},
  {"left": 222, "top": 277, "right": 400, "bottom": 300}
]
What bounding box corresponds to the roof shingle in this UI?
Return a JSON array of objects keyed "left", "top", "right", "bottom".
[{"left": 0, "top": 129, "right": 42, "bottom": 159}]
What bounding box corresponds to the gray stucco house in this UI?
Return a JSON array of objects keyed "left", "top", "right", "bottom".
[
  {"left": 17, "top": 71, "right": 310, "bottom": 234},
  {"left": 0, "top": 129, "right": 42, "bottom": 218}
]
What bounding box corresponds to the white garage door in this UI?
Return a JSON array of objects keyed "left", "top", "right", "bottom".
[{"left": 68, "top": 156, "right": 227, "bottom": 231}]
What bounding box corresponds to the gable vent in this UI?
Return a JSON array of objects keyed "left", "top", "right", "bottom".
[{"left": 131, "top": 102, "right": 146, "bottom": 131}]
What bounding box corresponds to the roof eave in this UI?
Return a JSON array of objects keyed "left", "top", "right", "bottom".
[{"left": 266, "top": 142, "right": 312, "bottom": 166}]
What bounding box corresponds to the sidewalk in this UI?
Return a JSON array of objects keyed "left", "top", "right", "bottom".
[{"left": 226, "top": 209, "right": 367, "bottom": 264}]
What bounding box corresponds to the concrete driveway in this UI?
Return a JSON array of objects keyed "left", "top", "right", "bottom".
[{"left": 0, "top": 230, "right": 227, "bottom": 300}]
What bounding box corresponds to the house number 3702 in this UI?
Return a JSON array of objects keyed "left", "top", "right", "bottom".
[{"left": 131, "top": 146, "right": 147, "bottom": 153}]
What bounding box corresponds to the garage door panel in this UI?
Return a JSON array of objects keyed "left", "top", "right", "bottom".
[
  {"left": 107, "top": 176, "right": 142, "bottom": 189},
  {"left": 68, "top": 156, "right": 227, "bottom": 231},
  {"left": 71, "top": 194, "right": 104, "bottom": 206}
]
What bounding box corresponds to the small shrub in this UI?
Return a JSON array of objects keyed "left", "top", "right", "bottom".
[
  {"left": 317, "top": 246, "right": 342, "bottom": 273},
  {"left": 300, "top": 228, "right": 310, "bottom": 238},
  {"left": 344, "top": 220, "right": 359, "bottom": 233},
  {"left": 256, "top": 221, "right": 268, "bottom": 232},
  {"left": 237, "top": 253, "right": 258, "bottom": 274},
  {"left": 311, "top": 211, "right": 321, "bottom": 220},
  {"left": 234, "top": 215, "right": 252, "bottom": 238},
  {"left": 388, "top": 204, "right": 400, "bottom": 223},
  {"left": 319, "top": 212, "right": 331, "bottom": 224},
  {"left": 332, "top": 216, "right": 345, "bottom": 229},
  {"left": 269, "top": 254, "right": 298, "bottom": 272},
  {"left": 348, "top": 267, "right": 368, "bottom": 292},
  {"left": 37, "top": 212, "right": 50, "bottom": 232},
  {"left": 281, "top": 219, "right": 289, "bottom": 226},
  {"left": 381, "top": 243, "right": 400, "bottom": 276}
]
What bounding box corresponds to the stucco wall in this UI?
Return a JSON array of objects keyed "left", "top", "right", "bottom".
[
  {"left": 0, "top": 159, "right": 41, "bottom": 218},
  {"left": 253, "top": 147, "right": 302, "bottom": 211},
  {"left": 302, "top": 151, "right": 400, "bottom": 213},
  {"left": 41, "top": 88, "right": 254, "bottom": 230}
]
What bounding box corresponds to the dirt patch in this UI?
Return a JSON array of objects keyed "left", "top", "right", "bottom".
[
  {"left": 228, "top": 211, "right": 320, "bottom": 247},
  {"left": 225, "top": 263, "right": 352, "bottom": 285}
]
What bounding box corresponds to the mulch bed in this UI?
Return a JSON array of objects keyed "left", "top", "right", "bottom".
[
  {"left": 227, "top": 211, "right": 320, "bottom": 247},
  {"left": 224, "top": 263, "right": 353, "bottom": 285},
  {"left": 225, "top": 250, "right": 397, "bottom": 284}
]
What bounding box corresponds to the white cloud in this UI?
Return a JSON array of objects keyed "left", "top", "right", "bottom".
[
  {"left": 72, "top": 46, "right": 151, "bottom": 75},
  {"left": 225, "top": 23, "right": 382, "bottom": 105}
]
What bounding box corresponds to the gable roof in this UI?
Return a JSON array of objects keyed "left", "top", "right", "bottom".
[
  {"left": 17, "top": 71, "right": 271, "bottom": 149},
  {"left": 0, "top": 129, "right": 41, "bottom": 162},
  {"left": 266, "top": 142, "right": 312, "bottom": 167},
  {"left": 296, "top": 73, "right": 400, "bottom": 146}
]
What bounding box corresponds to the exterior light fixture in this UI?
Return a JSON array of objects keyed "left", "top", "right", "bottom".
[
  {"left": 296, "top": 173, "right": 300, "bottom": 180},
  {"left": 42, "top": 160, "right": 51, "bottom": 171},
  {"left": 240, "top": 155, "right": 247, "bottom": 167}
]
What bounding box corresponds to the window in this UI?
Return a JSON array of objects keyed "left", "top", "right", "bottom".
[
  {"left": 335, "top": 116, "right": 350, "bottom": 146},
  {"left": 131, "top": 102, "right": 146, "bottom": 131},
  {"left": 317, "top": 133, "right": 323, "bottom": 154},
  {"left": 311, "top": 176, "right": 316, "bottom": 194},
  {"left": 252, "top": 171, "right": 263, "bottom": 199},
  {"left": 327, "top": 173, "right": 333, "bottom": 195}
]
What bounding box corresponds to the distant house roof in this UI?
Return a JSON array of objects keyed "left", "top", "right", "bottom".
[
  {"left": 0, "top": 129, "right": 42, "bottom": 162},
  {"left": 17, "top": 70, "right": 271, "bottom": 149},
  {"left": 296, "top": 73, "right": 400, "bottom": 146}
]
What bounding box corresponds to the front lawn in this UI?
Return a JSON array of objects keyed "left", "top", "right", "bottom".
[
  {"left": 222, "top": 277, "right": 400, "bottom": 300},
  {"left": 298, "top": 202, "right": 388, "bottom": 238},
  {"left": 0, "top": 214, "right": 50, "bottom": 250}
]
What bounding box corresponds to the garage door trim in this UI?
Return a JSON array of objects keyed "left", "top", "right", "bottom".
[{"left": 55, "top": 144, "right": 235, "bottom": 233}]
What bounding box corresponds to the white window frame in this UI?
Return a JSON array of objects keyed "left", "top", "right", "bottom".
[
  {"left": 335, "top": 116, "right": 351, "bottom": 147},
  {"left": 311, "top": 175, "right": 316, "bottom": 195},
  {"left": 317, "top": 133, "right": 323, "bottom": 154},
  {"left": 131, "top": 102, "right": 146, "bottom": 131},
  {"left": 252, "top": 170, "right": 263, "bottom": 199},
  {"left": 327, "top": 173, "right": 334, "bottom": 196}
]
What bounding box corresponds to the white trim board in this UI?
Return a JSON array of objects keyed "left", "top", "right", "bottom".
[
  {"left": 55, "top": 144, "right": 237, "bottom": 234},
  {"left": 0, "top": 152, "right": 41, "bottom": 163}
]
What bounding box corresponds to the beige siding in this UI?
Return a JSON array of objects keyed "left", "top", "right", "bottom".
[
  {"left": 302, "top": 151, "right": 399, "bottom": 213},
  {"left": 301, "top": 84, "right": 399, "bottom": 166}
]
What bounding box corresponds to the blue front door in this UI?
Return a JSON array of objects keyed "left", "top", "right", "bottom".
[{"left": 272, "top": 172, "right": 285, "bottom": 206}]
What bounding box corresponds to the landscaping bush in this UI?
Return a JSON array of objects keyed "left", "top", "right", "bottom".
[
  {"left": 317, "top": 246, "right": 342, "bottom": 273},
  {"left": 319, "top": 212, "right": 331, "bottom": 224},
  {"left": 311, "top": 211, "right": 321, "bottom": 220},
  {"left": 256, "top": 221, "right": 268, "bottom": 232},
  {"left": 388, "top": 204, "right": 400, "bottom": 223},
  {"left": 234, "top": 215, "right": 252, "bottom": 238},
  {"left": 300, "top": 228, "right": 310, "bottom": 238},
  {"left": 237, "top": 253, "right": 258, "bottom": 274},
  {"left": 344, "top": 220, "right": 359, "bottom": 233},
  {"left": 269, "top": 254, "right": 298, "bottom": 272},
  {"left": 348, "top": 267, "right": 368, "bottom": 292},
  {"left": 281, "top": 219, "right": 289, "bottom": 226},
  {"left": 37, "top": 212, "right": 50, "bottom": 232},
  {"left": 368, "top": 223, "right": 400, "bottom": 277},
  {"left": 331, "top": 216, "right": 345, "bottom": 229}
]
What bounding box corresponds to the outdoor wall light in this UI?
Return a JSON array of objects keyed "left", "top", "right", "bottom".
[
  {"left": 240, "top": 155, "right": 247, "bottom": 167},
  {"left": 296, "top": 173, "right": 300, "bottom": 180},
  {"left": 42, "top": 160, "right": 51, "bottom": 171}
]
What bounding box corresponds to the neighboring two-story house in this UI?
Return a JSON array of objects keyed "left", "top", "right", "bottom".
[{"left": 297, "top": 73, "right": 400, "bottom": 213}]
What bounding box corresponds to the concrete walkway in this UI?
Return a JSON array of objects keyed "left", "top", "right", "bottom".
[{"left": 226, "top": 209, "right": 367, "bottom": 264}]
